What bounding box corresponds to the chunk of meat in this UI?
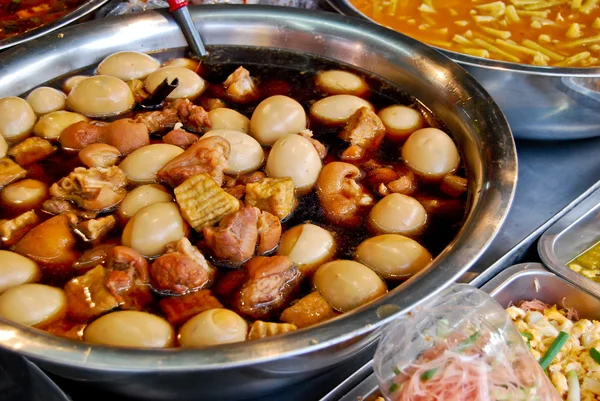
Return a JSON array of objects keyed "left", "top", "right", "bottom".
[
  {"left": 64, "top": 265, "right": 119, "bottom": 321},
  {"left": 212, "top": 269, "right": 247, "bottom": 300},
  {"left": 107, "top": 246, "right": 150, "bottom": 282},
  {"left": 339, "top": 107, "right": 386, "bottom": 159},
  {"left": 126, "top": 79, "right": 149, "bottom": 103},
  {"left": 41, "top": 198, "right": 98, "bottom": 219},
  {"left": 0, "top": 210, "right": 40, "bottom": 247},
  {"left": 135, "top": 107, "right": 179, "bottom": 134},
  {"left": 172, "top": 99, "right": 211, "bottom": 132},
  {"left": 162, "top": 129, "right": 199, "bottom": 149},
  {"left": 234, "top": 255, "right": 301, "bottom": 320},
  {"left": 159, "top": 289, "right": 223, "bottom": 326},
  {"left": 416, "top": 196, "right": 464, "bottom": 220},
  {"left": 245, "top": 177, "right": 296, "bottom": 220},
  {"left": 135, "top": 97, "right": 209, "bottom": 134},
  {"left": 59, "top": 121, "right": 107, "bottom": 151},
  {"left": 74, "top": 215, "right": 116, "bottom": 244},
  {"left": 340, "top": 145, "right": 363, "bottom": 161},
  {"left": 13, "top": 213, "right": 79, "bottom": 275},
  {"left": 150, "top": 238, "right": 215, "bottom": 295},
  {"left": 8, "top": 137, "right": 56, "bottom": 166},
  {"left": 105, "top": 246, "right": 152, "bottom": 310},
  {"left": 241, "top": 171, "right": 266, "bottom": 184},
  {"left": 440, "top": 174, "right": 468, "bottom": 197},
  {"left": 174, "top": 173, "right": 240, "bottom": 231},
  {"left": 73, "top": 243, "right": 117, "bottom": 271},
  {"left": 247, "top": 321, "right": 297, "bottom": 340},
  {"left": 223, "top": 67, "right": 260, "bottom": 103},
  {"left": 257, "top": 211, "right": 281, "bottom": 255},
  {"left": 197, "top": 97, "right": 226, "bottom": 111},
  {"left": 49, "top": 166, "right": 128, "bottom": 211},
  {"left": 103, "top": 119, "right": 150, "bottom": 155},
  {"left": 225, "top": 184, "right": 246, "bottom": 200},
  {"left": 203, "top": 205, "right": 259, "bottom": 266},
  {"left": 387, "top": 175, "right": 417, "bottom": 196},
  {"left": 367, "top": 168, "right": 398, "bottom": 189},
  {"left": 280, "top": 291, "right": 339, "bottom": 328},
  {"left": 158, "top": 136, "right": 230, "bottom": 187},
  {"left": 0, "top": 157, "right": 26, "bottom": 189},
  {"left": 44, "top": 319, "right": 86, "bottom": 340}
]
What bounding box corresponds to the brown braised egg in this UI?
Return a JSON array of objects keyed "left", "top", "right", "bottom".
[{"left": 0, "top": 54, "right": 467, "bottom": 348}]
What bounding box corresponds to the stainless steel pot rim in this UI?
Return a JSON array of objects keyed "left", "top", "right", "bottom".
[
  {"left": 0, "top": 5, "right": 517, "bottom": 372},
  {"left": 326, "top": 0, "right": 600, "bottom": 77},
  {"left": 0, "top": 0, "right": 110, "bottom": 51}
]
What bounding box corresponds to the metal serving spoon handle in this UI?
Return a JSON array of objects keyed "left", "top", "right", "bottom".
[{"left": 167, "top": 0, "right": 208, "bottom": 58}]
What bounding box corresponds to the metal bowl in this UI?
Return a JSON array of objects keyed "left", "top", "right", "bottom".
[
  {"left": 326, "top": 0, "right": 600, "bottom": 141},
  {"left": 0, "top": 6, "right": 516, "bottom": 400},
  {"left": 0, "top": 0, "right": 109, "bottom": 51}
]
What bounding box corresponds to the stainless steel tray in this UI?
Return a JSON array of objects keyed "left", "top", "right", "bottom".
[
  {"left": 323, "top": 263, "right": 600, "bottom": 401},
  {"left": 539, "top": 183, "right": 600, "bottom": 298}
]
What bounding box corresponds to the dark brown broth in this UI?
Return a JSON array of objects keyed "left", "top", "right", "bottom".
[{"left": 3, "top": 48, "right": 467, "bottom": 329}]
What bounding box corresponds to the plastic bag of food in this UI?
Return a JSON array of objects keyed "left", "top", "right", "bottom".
[{"left": 373, "top": 284, "right": 561, "bottom": 401}]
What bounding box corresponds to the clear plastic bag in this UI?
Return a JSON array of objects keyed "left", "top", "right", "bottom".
[{"left": 373, "top": 284, "right": 562, "bottom": 401}]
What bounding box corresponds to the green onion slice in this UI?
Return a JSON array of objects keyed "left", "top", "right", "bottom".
[
  {"left": 456, "top": 331, "right": 481, "bottom": 351},
  {"left": 420, "top": 368, "right": 438, "bottom": 381},
  {"left": 590, "top": 347, "right": 600, "bottom": 365},
  {"left": 539, "top": 331, "right": 569, "bottom": 370},
  {"left": 388, "top": 382, "right": 399, "bottom": 393},
  {"left": 521, "top": 331, "right": 533, "bottom": 341}
]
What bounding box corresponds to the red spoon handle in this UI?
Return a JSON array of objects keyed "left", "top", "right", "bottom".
[{"left": 167, "top": 0, "right": 188, "bottom": 12}]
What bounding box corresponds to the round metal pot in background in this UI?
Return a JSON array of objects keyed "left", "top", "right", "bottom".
[
  {"left": 0, "top": 6, "right": 517, "bottom": 400},
  {"left": 327, "top": 0, "right": 600, "bottom": 141},
  {"left": 0, "top": 0, "right": 110, "bottom": 52}
]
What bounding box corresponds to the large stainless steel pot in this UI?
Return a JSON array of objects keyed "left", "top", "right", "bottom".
[
  {"left": 327, "top": 0, "right": 600, "bottom": 141},
  {"left": 0, "top": 6, "right": 517, "bottom": 400}
]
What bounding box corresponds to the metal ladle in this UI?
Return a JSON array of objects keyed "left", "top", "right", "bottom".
[{"left": 166, "top": 0, "right": 208, "bottom": 58}]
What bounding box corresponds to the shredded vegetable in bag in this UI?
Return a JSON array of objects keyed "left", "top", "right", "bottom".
[{"left": 373, "top": 284, "right": 562, "bottom": 401}]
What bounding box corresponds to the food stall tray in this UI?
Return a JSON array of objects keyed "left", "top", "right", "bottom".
[
  {"left": 539, "top": 184, "right": 600, "bottom": 298},
  {"left": 320, "top": 262, "right": 600, "bottom": 401}
]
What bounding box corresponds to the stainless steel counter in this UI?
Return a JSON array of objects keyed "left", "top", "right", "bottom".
[{"left": 6, "top": 138, "right": 600, "bottom": 401}]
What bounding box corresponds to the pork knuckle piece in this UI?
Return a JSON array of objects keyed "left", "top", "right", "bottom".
[
  {"left": 223, "top": 67, "right": 260, "bottom": 103},
  {"left": 150, "top": 238, "right": 215, "bottom": 295},
  {"left": 13, "top": 213, "right": 79, "bottom": 274},
  {"left": 158, "top": 136, "right": 230, "bottom": 187},
  {"left": 64, "top": 265, "right": 119, "bottom": 321},
  {"left": 203, "top": 205, "right": 259, "bottom": 266},
  {"left": 49, "top": 166, "right": 128, "bottom": 211},
  {"left": 339, "top": 107, "right": 385, "bottom": 160},
  {"left": 104, "top": 246, "right": 153, "bottom": 310},
  {"left": 234, "top": 255, "right": 300, "bottom": 320}
]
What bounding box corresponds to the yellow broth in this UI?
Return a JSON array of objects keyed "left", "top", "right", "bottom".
[
  {"left": 350, "top": 0, "right": 600, "bottom": 67},
  {"left": 568, "top": 240, "right": 600, "bottom": 280}
]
